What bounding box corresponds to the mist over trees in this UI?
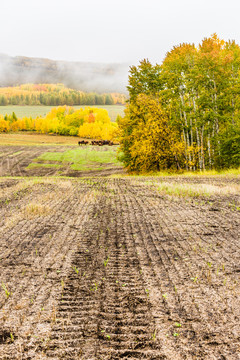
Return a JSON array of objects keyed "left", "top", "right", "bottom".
[
  {"left": 119, "top": 34, "right": 240, "bottom": 171},
  {"left": 0, "top": 54, "right": 129, "bottom": 93}
]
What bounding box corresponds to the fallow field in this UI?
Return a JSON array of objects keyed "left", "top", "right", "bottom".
[{"left": 0, "top": 134, "right": 239, "bottom": 360}]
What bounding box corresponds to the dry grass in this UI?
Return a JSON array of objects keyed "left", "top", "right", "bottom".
[
  {"left": 143, "top": 181, "right": 240, "bottom": 198},
  {"left": 23, "top": 202, "right": 51, "bottom": 219}
]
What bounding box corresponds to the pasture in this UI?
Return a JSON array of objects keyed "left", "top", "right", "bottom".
[
  {"left": 0, "top": 133, "right": 239, "bottom": 359},
  {"left": 0, "top": 105, "right": 125, "bottom": 122}
]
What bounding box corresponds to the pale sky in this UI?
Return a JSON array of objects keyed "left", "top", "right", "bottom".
[{"left": 1, "top": 0, "right": 240, "bottom": 65}]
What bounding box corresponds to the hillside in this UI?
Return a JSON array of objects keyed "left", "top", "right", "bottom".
[{"left": 0, "top": 54, "right": 129, "bottom": 93}]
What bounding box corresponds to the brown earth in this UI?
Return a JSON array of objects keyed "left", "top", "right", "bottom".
[{"left": 0, "top": 176, "right": 239, "bottom": 359}]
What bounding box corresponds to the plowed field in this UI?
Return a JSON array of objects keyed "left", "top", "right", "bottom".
[{"left": 0, "top": 175, "right": 239, "bottom": 359}]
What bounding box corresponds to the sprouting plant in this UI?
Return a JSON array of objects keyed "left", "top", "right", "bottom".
[
  {"left": 191, "top": 276, "right": 198, "bottom": 283},
  {"left": 175, "top": 322, "right": 181, "bottom": 328},
  {"left": 162, "top": 293, "right": 167, "bottom": 299},
  {"left": 174, "top": 286, "right": 177, "bottom": 293},
  {"left": 122, "top": 283, "right": 127, "bottom": 287},
  {"left": 151, "top": 329, "right": 157, "bottom": 341},
  {"left": 73, "top": 266, "right": 79, "bottom": 275},
  {"left": 222, "top": 264, "right": 225, "bottom": 271},
  {"left": 145, "top": 289, "right": 150, "bottom": 297},
  {"left": 90, "top": 283, "right": 98, "bottom": 291},
  {"left": 35, "top": 248, "right": 38, "bottom": 256},
  {"left": 173, "top": 332, "right": 179, "bottom": 337},
  {"left": 10, "top": 333, "right": 14, "bottom": 342},
  {"left": 106, "top": 334, "right": 111, "bottom": 340},
  {"left": 207, "top": 262, "right": 212, "bottom": 268},
  {"left": 104, "top": 257, "right": 109, "bottom": 267},
  {"left": 1, "top": 282, "right": 11, "bottom": 298}
]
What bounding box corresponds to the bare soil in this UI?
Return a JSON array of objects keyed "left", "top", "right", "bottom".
[{"left": 0, "top": 176, "right": 239, "bottom": 359}]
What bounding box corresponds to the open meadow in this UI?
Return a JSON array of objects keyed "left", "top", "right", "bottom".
[
  {"left": 0, "top": 134, "right": 239, "bottom": 359},
  {"left": 0, "top": 105, "right": 125, "bottom": 122}
]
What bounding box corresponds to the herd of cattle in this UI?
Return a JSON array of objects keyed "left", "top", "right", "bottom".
[{"left": 78, "top": 140, "right": 115, "bottom": 146}]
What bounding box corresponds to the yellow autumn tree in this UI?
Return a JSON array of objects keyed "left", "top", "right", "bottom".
[
  {"left": 118, "top": 94, "right": 184, "bottom": 172},
  {"left": 0, "top": 117, "right": 9, "bottom": 132}
]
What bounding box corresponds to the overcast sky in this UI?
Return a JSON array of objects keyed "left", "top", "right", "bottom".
[{"left": 1, "top": 0, "right": 240, "bottom": 65}]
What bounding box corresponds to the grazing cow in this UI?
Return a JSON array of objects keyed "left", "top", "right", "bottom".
[
  {"left": 78, "top": 140, "right": 89, "bottom": 145},
  {"left": 89, "top": 140, "right": 115, "bottom": 146}
]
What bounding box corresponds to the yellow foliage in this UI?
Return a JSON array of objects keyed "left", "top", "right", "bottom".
[
  {"left": 118, "top": 94, "right": 184, "bottom": 171},
  {"left": 0, "top": 117, "right": 9, "bottom": 132},
  {"left": 0, "top": 106, "right": 118, "bottom": 141}
]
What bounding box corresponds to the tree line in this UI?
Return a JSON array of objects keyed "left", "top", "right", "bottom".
[
  {"left": 0, "top": 84, "right": 126, "bottom": 106},
  {"left": 118, "top": 34, "right": 240, "bottom": 172}
]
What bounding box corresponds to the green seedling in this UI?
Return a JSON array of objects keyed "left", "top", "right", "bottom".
[
  {"left": 73, "top": 266, "right": 79, "bottom": 275},
  {"left": 122, "top": 283, "right": 127, "bottom": 287},
  {"left": 174, "top": 286, "right": 177, "bottom": 293},
  {"left": 1, "top": 282, "right": 11, "bottom": 298},
  {"left": 173, "top": 332, "right": 179, "bottom": 337},
  {"left": 191, "top": 276, "right": 198, "bottom": 283},
  {"left": 104, "top": 257, "right": 109, "bottom": 267},
  {"left": 175, "top": 322, "right": 181, "bottom": 328},
  {"left": 152, "top": 329, "right": 157, "bottom": 341},
  {"left": 10, "top": 333, "right": 14, "bottom": 342},
  {"left": 162, "top": 293, "right": 167, "bottom": 299},
  {"left": 207, "top": 262, "right": 212, "bottom": 268},
  {"left": 90, "top": 283, "right": 98, "bottom": 291},
  {"left": 106, "top": 334, "right": 111, "bottom": 340},
  {"left": 145, "top": 289, "right": 150, "bottom": 297}
]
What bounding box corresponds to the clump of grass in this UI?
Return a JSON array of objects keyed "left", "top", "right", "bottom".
[
  {"left": 23, "top": 202, "right": 51, "bottom": 219},
  {"left": 1, "top": 282, "right": 11, "bottom": 298}
]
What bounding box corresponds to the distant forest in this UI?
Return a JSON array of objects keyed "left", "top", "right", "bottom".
[
  {"left": 0, "top": 84, "right": 126, "bottom": 106},
  {"left": 0, "top": 54, "right": 129, "bottom": 93}
]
